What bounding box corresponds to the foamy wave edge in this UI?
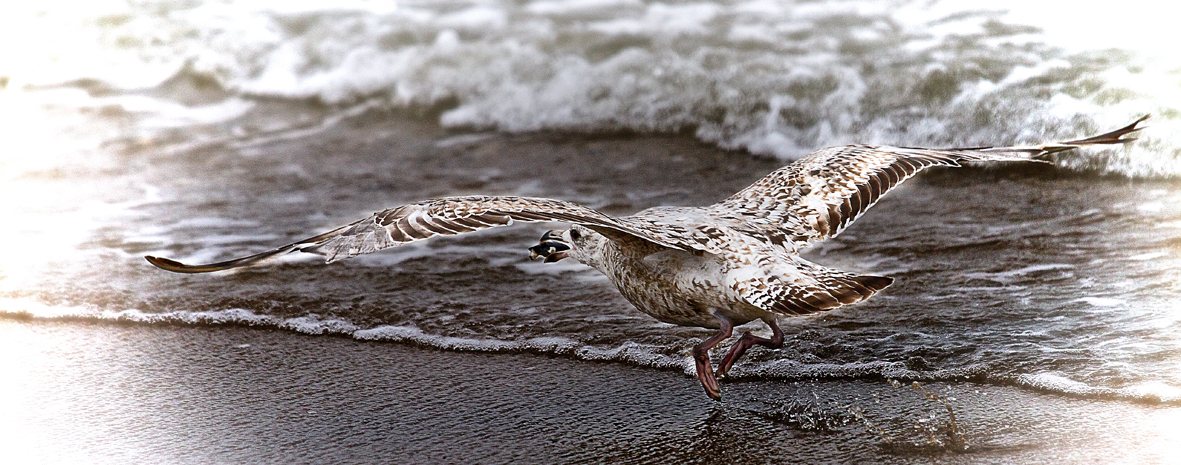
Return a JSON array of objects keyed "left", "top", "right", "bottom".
[
  {"left": 4, "top": 299, "right": 1177, "bottom": 404},
  {"left": 0, "top": 298, "right": 690, "bottom": 370}
]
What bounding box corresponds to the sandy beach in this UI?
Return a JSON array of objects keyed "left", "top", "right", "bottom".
[{"left": 4, "top": 319, "right": 1178, "bottom": 464}]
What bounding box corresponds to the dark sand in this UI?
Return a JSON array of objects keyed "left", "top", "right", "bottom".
[{"left": 3, "top": 319, "right": 1177, "bottom": 464}]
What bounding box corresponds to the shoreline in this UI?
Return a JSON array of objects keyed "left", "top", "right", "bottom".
[
  {"left": 4, "top": 306, "right": 1179, "bottom": 408},
  {"left": 4, "top": 319, "right": 1178, "bottom": 464}
]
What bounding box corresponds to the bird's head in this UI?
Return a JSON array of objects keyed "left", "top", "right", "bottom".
[{"left": 528, "top": 228, "right": 585, "bottom": 263}]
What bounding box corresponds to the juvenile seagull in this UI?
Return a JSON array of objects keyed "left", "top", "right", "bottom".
[{"left": 147, "top": 116, "right": 1146, "bottom": 400}]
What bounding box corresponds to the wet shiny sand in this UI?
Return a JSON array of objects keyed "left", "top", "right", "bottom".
[{"left": 3, "top": 320, "right": 1178, "bottom": 464}]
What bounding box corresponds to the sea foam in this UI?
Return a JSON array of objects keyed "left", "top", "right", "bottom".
[
  {"left": 4, "top": 298, "right": 1178, "bottom": 405},
  {"left": 4, "top": 0, "right": 1179, "bottom": 176}
]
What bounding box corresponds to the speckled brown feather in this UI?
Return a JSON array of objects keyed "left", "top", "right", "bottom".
[
  {"left": 313, "top": 196, "right": 692, "bottom": 263},
  {"left": 711, "top": 146, "right": 1017, "bottom": 250},
  {"left": 146, "top": 196, "right": 693, "bottom": 272}
]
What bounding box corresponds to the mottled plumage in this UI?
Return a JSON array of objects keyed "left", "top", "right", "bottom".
[{"left": 147, "top": 115, "right": 1147, "bottom": 400}]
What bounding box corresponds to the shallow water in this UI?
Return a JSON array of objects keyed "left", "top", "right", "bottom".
[{"left": 2, "top": 1, "right": 1181, "bottom": 462}]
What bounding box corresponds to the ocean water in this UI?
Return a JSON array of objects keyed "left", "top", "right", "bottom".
[
  {"left": 2, "top": 0, "right": 1181, "bottom": 440},
  {"left": 4, "top": 0, "right": 1181, "bottom": 175}
]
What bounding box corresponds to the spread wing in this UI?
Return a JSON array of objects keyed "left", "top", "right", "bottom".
[
  {"left": 145, "top": 195, "right": 691, "bottom": 273},
  {"left": 709, "top": 115, "right": 1147, "bottom": 248}
]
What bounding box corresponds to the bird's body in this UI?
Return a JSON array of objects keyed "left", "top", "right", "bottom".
[
  {"left": 576, "top": 230, "right": 759, "bottom": 329},
  {"left": 147, "top": 116, "right": 1147, "bottom": 400}
]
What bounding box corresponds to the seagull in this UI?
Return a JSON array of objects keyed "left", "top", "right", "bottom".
[{"left": 147, "top": 116, "right": 1146, "bottom": 400}]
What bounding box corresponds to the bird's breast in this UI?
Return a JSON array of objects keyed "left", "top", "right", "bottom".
[{"left": 601, "top": 248, "right": 762, "bottom": 328}]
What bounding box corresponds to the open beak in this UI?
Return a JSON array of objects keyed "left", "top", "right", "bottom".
[
  {"left": 529, "top": 241, "right": 571, "bottom": 262},
  {"left": 529, "top": 231, "right": 571, "bottom": 262}
]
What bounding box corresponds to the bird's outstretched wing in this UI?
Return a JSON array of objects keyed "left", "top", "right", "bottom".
[
  {"left": 709, "top": 115, "right": 1148, "bottom": 247},
  {"left": 145, "top": 195, "right": 689, "bottom": 273}
]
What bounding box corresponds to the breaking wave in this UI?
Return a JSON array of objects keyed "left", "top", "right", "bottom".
[{"left": 4, "top": 0, "right": 1180, "bottom": 176}]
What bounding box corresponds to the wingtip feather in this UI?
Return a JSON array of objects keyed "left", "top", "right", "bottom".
[
  {"left": 1061, "top": 114, "right": 1150, "bottom": 146},
  {"left": 145, "top": 255, "right": 198, "bottom": 273},
  {"left": 856, "top": 275, "right": 894, "bottom": 292}
]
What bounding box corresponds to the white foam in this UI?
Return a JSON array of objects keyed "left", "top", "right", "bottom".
[
  {"left": 588, "top": 3, "right": 720, "bottom": 36},
  {"left": 280, "top": 315, "right": 360, "bottom": 335},
  {"left": 1075, "top": 297, "right": 1125, "bottom": 307},
  {"left": 5, "top": 297, "right": 1179, "bottom": 404},
  {"left": 526, "top": 0, "right": 643, "bottom": 16},
  {"left": 8, "top": 0, "right": 1181, "bottom": 176},
  {"left": 1015, "top": 372, "right": 1110, "bottom": 396},
  {"left": 1138, "top": 202, "right": 1165, "bottom": 214},
  {"left": 576, "top": 341, "right": 691, "bottom": 371},
  {"left": 1011, "top": 373, "right": 1180, "bottom": 403},
  {"left": 436, "top": 6, "right": 508, "bottom": 32},
  {"left": 966, "top": 263, "right": 1075, "bottom": 282},
  {"left": 1123, "top": 381, "right": 1181, "bottom": 403},
  {"left": 1129, "top": 252, "right": 1168, "bottom": 261},
  {"left": 354, "top": 325, "right": 584, "bottom": 353},
  {"left": 121, "top": 308, "right": 278, "bottom": 326},
  {"left": 999, "top": 60, "right": 1073, "bottom": 87},
  {"left": 354, "top": 325, "right": 517, "bottom": 351},
  {"left": 0, "top": 299, "right": 362, "bottom": 336}
]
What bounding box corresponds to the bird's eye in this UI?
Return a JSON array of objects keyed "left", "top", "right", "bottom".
[{"left": 569, "top": 229, "right": 581, "bottom": 240}]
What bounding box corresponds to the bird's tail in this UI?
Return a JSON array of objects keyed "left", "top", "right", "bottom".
[{"left": 947, "top": 114, "right": 1148, "bottom": 158}]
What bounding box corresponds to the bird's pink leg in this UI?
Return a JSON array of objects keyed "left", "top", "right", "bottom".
[
  {"left": 692, "top": 311, "right": 733, "bottom": 401},
  {"left": 716, "top": 318, "right": 784, "bottom": 378}
]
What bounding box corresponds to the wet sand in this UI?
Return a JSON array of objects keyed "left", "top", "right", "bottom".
[{"left": 3, "top": 319, "right": 1178, "bottom": 464}]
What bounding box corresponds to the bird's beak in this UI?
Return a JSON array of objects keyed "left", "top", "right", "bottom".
[{"left": 529, "top": 240, "right": 571, "bottom": 262}]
